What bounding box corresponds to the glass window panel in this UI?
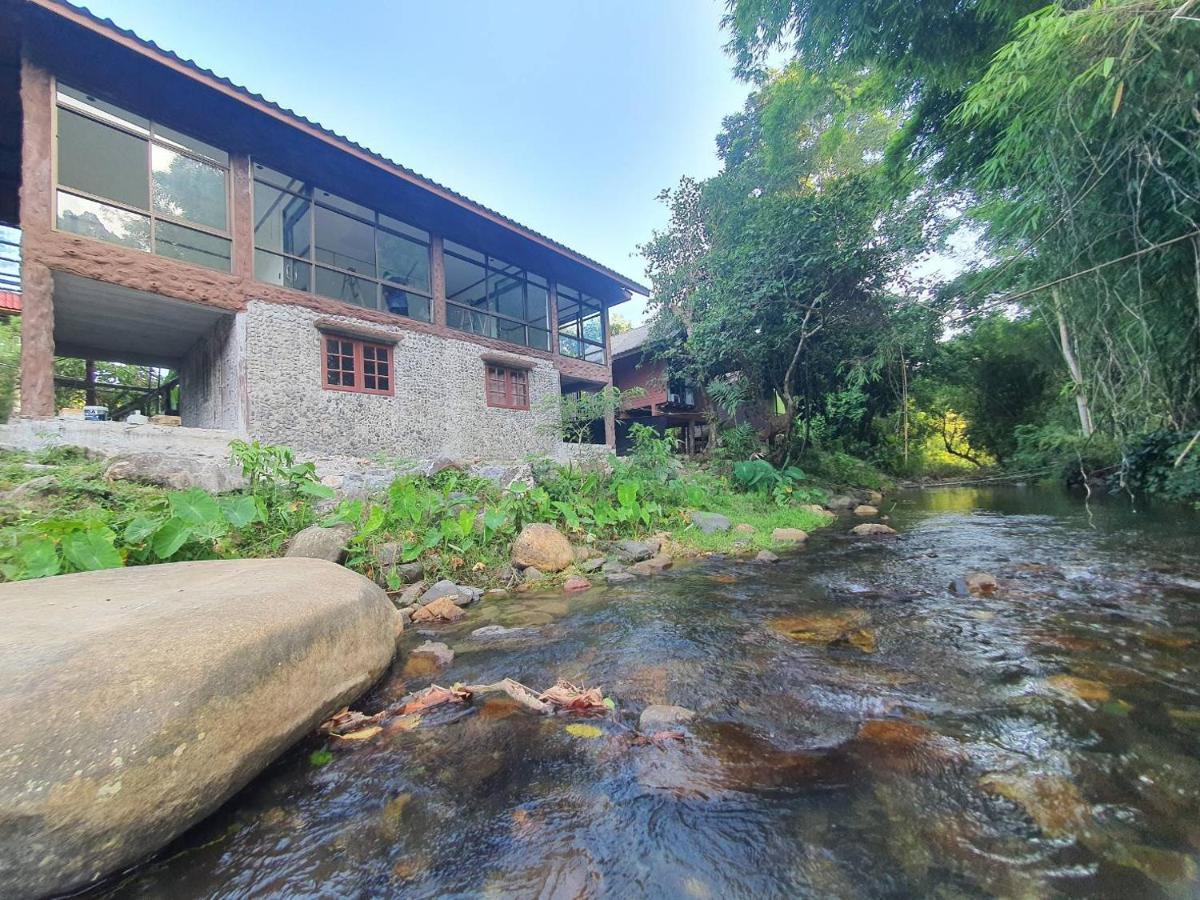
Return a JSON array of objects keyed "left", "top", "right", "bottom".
[
  {"left": 379, "top": 214, "right": 428, "bottom": 243},
  {"left": 497, "top": 318, "right": 526, "bottom": 346},
  {"left": 152, "top": 123, "right": 228, "bottom": 166},
  {"left": 255, "top": 250, "right": 311, "bottom": 291},
  {"left": 316, "top": 266, "right": 378, "bottom": 309},
  {"left": 582, "top": 313, "right": 604, "bottom": 343},
  {"left": 585, "top": 343, "right": 606, "bottom": 364},
  {"left": 316, "top": 189, "right": 373, "bottom": 221},
  {"left": 154, "top": 221, "right": 231, "bottom": 271},
  {"left": 253, "top": 163, "right": 308, "bottom": 194},
  {"left": 315, "top": 206, "right": 376, "bottom": 278},
  {"left": 527, "top": 284, "right": 549, "bottom": 329},
  {"left": 445, "top": 254, "right": 488, "bottom": 308},
  {"left": 383, "top": 285, "right": 431, "bottom": 322},
  {"left": 56, "top": 191, "right": 151, "bottom": 250},
  {"left": 491, "top": 272, "right": 525, "bottom": 321},
  {"left": 254, "top": 183, "right": 312, "bottom": 258},
  {"left": 57, "top": 109, "right": 150, "bottom": 210},
  {"left": 378, "top": 229, "right": 430, "bottom": 293},
  {"left": 151, "top": 145, "right": 228, "bottom": 231},
  {"left": 559, "top": 334, "right": 583, "bottom": 358},
  {"left": 444, "top": 240, "right": 484, "bottom": 263},
  {"left": 528, "top": 272, "right": 547, "bottom": 288},
  {"left": 528, "top": 328, "right": 550, "bottom": 352},
  {"left": 557, "top": 298, "right": 581, "bottom": 325},
  {"left": 448, "top": 304, "right": 497, "bottom": 338},
  {"left": 557, "top": 284, "right": 581, "bottom": 303},
  {"left": 488, "top": 257, "right": 519, "bottom": 276},
  {"left": 57, "top": 85, "right": 149, "bottom": 134}
]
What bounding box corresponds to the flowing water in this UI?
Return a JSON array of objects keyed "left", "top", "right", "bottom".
[{"left": 99, "top": 487, "right": 1200, "bottom": 898}]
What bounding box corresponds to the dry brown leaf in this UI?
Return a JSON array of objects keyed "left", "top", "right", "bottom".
[{"left": 335, "top": 725, "right": 382, "bottom": 741}]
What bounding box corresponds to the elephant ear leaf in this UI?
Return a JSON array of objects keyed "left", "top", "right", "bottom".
[
  {"left": 62, "top": 528, "right": 122, "bottom": 571},
  {"left": 220, "top": 495, "right": 260, "bottom": 529},
  {"left": 151, "top": 518, "right": 192, "bottom": 560},
  {"left": 13, "top": 537, "right": 60, "bottom": 579}
]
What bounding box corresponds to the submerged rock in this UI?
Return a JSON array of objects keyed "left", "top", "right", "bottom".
[
  {"left": 639, "top": 704, "right": 696, "bottom": 731},
  {"left": 285, "top": 522, "right": 354, "bottom": 563},
  {"left": 756, "top": 550, "right": 781, "bottom": 563},
  {"left": 1042, "top": 674, "right": 1111, "bottom": 703},
  {"left": 563, "top": 575, "right": 592, "bottom": 592},
  {"left": 511, "top": 523, "right": 574, "bottom": 572},
  {"left": 0, "top": 558, "right": 394, "bottom": 899},
  {"left": 771, "top": 610, "right": 876, "bottom": 653},
  {"left": 469, "top": 624, "right": 537, "bottom": 641},
  {"left": 950, "top": 572, "right": 999, "bottom": 596},
  {"left": 606, "top": 571, "right": 636, "bottom": 585},
  {"left": 410, "top": 640, "right": 454, "bottom": 668},
  {"left": 629, "top": 554, "right": 673, "bottom": 575},
  {"left": 978, "top": 771, "right": 1092, "bottom": 837}
]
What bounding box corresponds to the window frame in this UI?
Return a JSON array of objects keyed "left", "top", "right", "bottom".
[
  {"left": 445, "top": 240, "right": 550, "bottom": 352},
  {"left": 321, "top": 334, "right": 395, "bottom": 396},
  {"left": 556, "top": 284, "right": 607, "bottom": 364},
  {"left": 52, "top": 81, "right": 233, "bottom": 272},
  {"left": 252, "top": 163, "right": 434, "bottom": 323},
  {"left": 484, "top": 364, "right": 530, "bottom": 411}
]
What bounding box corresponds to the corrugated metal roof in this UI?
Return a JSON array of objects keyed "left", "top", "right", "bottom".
[
  {"left": 611, "top": 323, "right": 651, "bottom": 357},
  {"left": 31, "top": 0, "right": 650, "bottom": 296},
  {"left": 0, "top": 291, "right": 22, "bottom": 313}
]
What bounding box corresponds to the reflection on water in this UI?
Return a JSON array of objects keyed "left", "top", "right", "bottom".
[{"left": 99, "top": 487, "right": 1200, "bottom": 898}]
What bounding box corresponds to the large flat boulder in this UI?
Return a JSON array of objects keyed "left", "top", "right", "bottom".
[
  {"left": 0, "top": 558, "right": 396, "bottom": 898},
  {"left": 104, "top": 451, "right": 247, "bottom": 494}
]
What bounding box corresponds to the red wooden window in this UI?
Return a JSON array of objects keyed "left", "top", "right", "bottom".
[
  {"left": 322, "top": 335, "right": 393, "bottom": 395},
  {"left": 485, "top": 364, "right": 529, "bottom": 410}
]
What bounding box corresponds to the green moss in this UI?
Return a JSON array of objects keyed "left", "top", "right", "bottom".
[{"left": 670, "top": 495, "right": 833, "bottom": 554}]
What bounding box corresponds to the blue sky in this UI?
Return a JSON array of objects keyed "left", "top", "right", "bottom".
[{"left": 76, "top": 0, "right": 754, "bottom": 324}]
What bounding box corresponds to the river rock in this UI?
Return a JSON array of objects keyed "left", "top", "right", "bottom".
[
  {"left": 639, "top": 704, "right": 695, "bottom": 731},
  {"left": 688, "top": 511, "right": 731, "bottom": 533},
  {"left": 523, "top": 566, "right": 545, "bottom": 583},
  {"left": 866, "top": 490, "right": 884, "bottom": 505},
  {"left": 962, "top": 572, "right": 999, "bottom": 596},
  {"left": 733, "top": 523, "right": 757, "bottom": 535},
  {"left": 853, "top": 504, "right": 879, "bottom": 517},
  {"left": 410, "top": 640, "right": 454, "bottom": 668},
  {"left": 850, "top": 523, "right": 897, "bottom": 536},
  {"left": 606, "top": 571, "right": 637, "bottom": 585},
  {"left": 756, "top": 550, "right": 780, "bottom": 563},
  {"left": 580, "top": 557, "right": 605, "bottom": 573},
  {"left": 470, "top": 624, "right": 537, "bottom": 641},
  {"left": 418, "top": 579, "right": 480, "bottom": 606},
  {"left": 772, "top": 528, "right": 808, "bottom": 543},
  {"left": 827, "top": 495, "right": 858, "bottom": 511},
  {"left": 0, "top": 558, "right": 394, "bottom": 899},
  {"left": 511, "top": 523, "right": 573, "bottom": 572},
  {"left": 614, "top": 538, "right": 660, "bottom": 564},
  {"left": 104, "top": 451, "right": 247, "bottom": 494},
  {"left": 563, "top": 575, "right": 592, "bottom": 592},
  {"left": 411, "top": 596, "right": 466, "bottom": 624},
  {"left": 285, "top": 522, "right": 354, "bottom": 563},
  {"left": 630, "top": 554, "right": 673, "bottom": 575}
]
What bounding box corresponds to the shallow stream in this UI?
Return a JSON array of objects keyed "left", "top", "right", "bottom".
[{"left": 100, "top": 487, "right": 1200, "bottom": 898}]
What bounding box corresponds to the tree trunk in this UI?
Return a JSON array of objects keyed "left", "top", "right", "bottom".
[{"left": 1053, "top": 290, "right": 1094, "bottom": 438}]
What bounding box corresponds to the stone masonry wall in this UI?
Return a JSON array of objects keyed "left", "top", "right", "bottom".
[
  {"left": 180, "top": 314, "right": 247, "bottom": 432},
  {"left": 242, "top": 301, "right": 563, "bottom": 459}
]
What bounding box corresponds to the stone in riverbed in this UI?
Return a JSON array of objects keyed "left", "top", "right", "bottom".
[
  {"left": 285, "top": 522, "right": 355, "bottom": 563},
  {"left": 756, "top": 550, "right": 780, "bottom": 563},
  {"left": 411, "top": 596, "right": 466, "bottom": 624},
  {"left": 826, "top": 495, "right": 857, "bottom": 511},
  {"left": 563, "top": 575, "right": 592, "bottom": 592},
  {"left": 771, "top": 528, "right": 808, "bottom": 543},
  {"left": 580, "top": 557, "right": 605, "bottom": 573},
  {"left": 853, "top": 504, "right": 879, "bottom": 517},
  {"left": 606, "top": 571, "right": 637, "bottom": 585},
  {"left": 629, "top": 554, "right": 673, "bottom": 576},
  {"left": 470, "top": 624, "right": 537, "bottom": 641},
  {"left": 614, "top": 538, "right": 660, "bottom": 564},
  {"left": 688, "top": 511, "right": 731, "bottom": 534},
  {"left": 511, "top": 523, "right": 574, "bottom": 573},
  {"left": 410, "top": 640, "right": 454, "bottom": 668},
  {"left": 419, "top": 579, "right": 479, "bottom": 606},
  {"left": 0, "top": 558, "right": 394, "bottom": 899},
  {"left": 850, "top": 523, "right": 897, "bottom": 536},
  {"left": 639, "top": 704, "right": 695, "bottom": 731}
]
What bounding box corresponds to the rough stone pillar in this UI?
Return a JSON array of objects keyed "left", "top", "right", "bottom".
[
  {"left": 604, "top": 404, "right": 616, "bottom": 450},
  {"left": 19, "top": 260, "right": 55, "bottom": 417},
  {"left": 230, "top": 154, "right": 254, "bottom": 281}
]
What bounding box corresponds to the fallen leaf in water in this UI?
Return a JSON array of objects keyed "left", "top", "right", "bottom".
[
  {"left": 846, "top": 629, "right": 877, "bottom": 653},
  {"left": 1043, "top": 674, "right": 1111, "bottom": 703},
  {"left": 541, "top": 680, "right": 608, "bottom": 714},
  {"left": 565, "top": 723, "right": 604, "bottom": 739},
  {"left": 602, "top": 697, "right": 616, "bottom": 710},
  {"left": 396, "top": 684, "right": 472, "bottom": 716},
  {"left": 335, "top": 725, "right": 382, "bottom": 741}
]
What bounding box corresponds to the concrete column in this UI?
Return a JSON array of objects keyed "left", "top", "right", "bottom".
[
  {"left": 430, "top": 235, "right": 446, "bottom": 327},
  {"left": 19, "top": 260, "right": 55, "bottom": 417},
  {"left": 230, "top": 154, "right": 254, "bottom": 281},
  {"left": 604, "top": 405, "right": 616, "bottom": 450}
]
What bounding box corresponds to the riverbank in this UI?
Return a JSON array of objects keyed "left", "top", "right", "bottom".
[{"left": 0, "top": 438, "right": 882, "bottom": 590}]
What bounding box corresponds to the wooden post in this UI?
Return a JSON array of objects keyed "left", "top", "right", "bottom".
[
  {"left": 430, "top": 235, "right": 446, "bottom": 327},
  {"left": 229, "top": 154, "right": 254, "bottom": 281},
  {"left": 84, "top": 359, "right": 96, "bottom": 406},
  {"left": 19, "top": 260, "right": 55, "bottom": 417}
]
